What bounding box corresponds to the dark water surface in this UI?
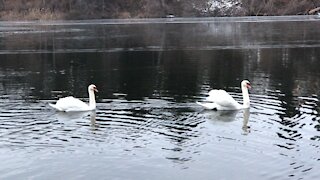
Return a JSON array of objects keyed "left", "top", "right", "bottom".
[{"left": 0, "top": 16, "right": 319, "bottom": 180}]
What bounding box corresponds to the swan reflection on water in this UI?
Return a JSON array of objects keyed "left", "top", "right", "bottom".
[
  {"left": 241, "top": 108, "right": 250, "bottom": 135},
  {"left": 54, "top": 110, "right": 96, "bottom": 126},
  {"left": 203, "top": 108, "right": 251, "bottom": 134}
]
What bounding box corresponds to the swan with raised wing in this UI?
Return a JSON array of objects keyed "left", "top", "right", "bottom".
[
  {"left": 49, "top": 84, "right": 98, "bottom": 112},
  {"left": 197, "top": 80, "right": 251, "bottom": 110}
]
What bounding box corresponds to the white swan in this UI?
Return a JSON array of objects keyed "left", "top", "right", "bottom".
[
  {"left": 49, "top": 84, "right": 98, "bottom": 112},
  {"left": 197, "top": 80, "right": 251, "bottom": 110}
]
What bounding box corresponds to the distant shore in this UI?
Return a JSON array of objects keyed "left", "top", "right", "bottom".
[
  {"left": 0, "top": 1, "right": 319, "bottom": 21},
  {"left": 0, "top": 10, "right": 318, "bottom": 21}
]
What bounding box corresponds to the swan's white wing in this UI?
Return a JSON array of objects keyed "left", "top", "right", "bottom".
[
  {"left": 206, "top": 90, "right": 240, "bottom": 109},
  {"left": 50, "top": 96, "right": 90, "bottom": 112}
]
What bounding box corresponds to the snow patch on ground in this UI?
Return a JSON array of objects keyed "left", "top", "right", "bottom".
[
  {"left": 209, "top": 0, "right": 238, "bottom": 10},
  {"left": 201, "top": 0, "right": 241, "bottom": 15}
]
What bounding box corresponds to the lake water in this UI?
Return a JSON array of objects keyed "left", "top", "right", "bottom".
[{"left": 0, "top": 16, "right": 319, "bottom": 180}]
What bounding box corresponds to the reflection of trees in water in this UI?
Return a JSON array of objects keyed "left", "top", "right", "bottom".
[
  {"left": 250, "top": 47, "right": 320, "bottom": 96},
  {"left": 247, "top": 46, "right": 320, "bottom": 144}
]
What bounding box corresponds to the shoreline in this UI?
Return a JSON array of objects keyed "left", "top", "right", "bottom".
[{"left": 0, "top": 5, "right": 319, "bottom": 21}]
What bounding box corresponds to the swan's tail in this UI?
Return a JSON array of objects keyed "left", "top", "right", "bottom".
[
  {"left": 49, "top": 103, "right": 63, "bottom": 111},
  {"left": 196, "top": 101, "right": 217, "bottom": 110}
]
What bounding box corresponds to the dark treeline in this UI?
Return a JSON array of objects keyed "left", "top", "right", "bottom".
[{"left": 0, "top": 0, "right": 319, "bottom": 20}]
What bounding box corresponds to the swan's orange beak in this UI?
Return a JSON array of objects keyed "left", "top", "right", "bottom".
[{"left": 246, "top": 83, "right": 251, "bottom": 89}]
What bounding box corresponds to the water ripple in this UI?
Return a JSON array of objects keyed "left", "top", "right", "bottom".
[{"left": 0, "top": 87, "right": 319, "bottom": 179}]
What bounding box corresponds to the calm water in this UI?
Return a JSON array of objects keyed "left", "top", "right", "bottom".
[{"left": 0, "top": 16, "right": 319, "bottom": 180}]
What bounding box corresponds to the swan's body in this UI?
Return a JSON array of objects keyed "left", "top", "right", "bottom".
[
  {"left": 49, "top": 84, "right": 98, "bottom": 112},
  {"left": 197, "top": 80, "right": 251, "bottom": 110}
]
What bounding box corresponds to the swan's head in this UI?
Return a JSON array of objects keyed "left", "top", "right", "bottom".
[
  {"left": 88, "top": 84, "right": 98, "bottom": 93},
  {"left": 241, "top": 80, "right": 251, "bottom": 90}
]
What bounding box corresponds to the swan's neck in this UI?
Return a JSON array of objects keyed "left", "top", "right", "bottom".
[
  {"left": 241, "top": 87, "right": 250, "bottom": 108},
  {"left": 88, "top": 90, "right": 96, "bottom": 110}
]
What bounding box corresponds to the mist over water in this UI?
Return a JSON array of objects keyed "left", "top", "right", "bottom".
[{"left": 0, "top": 16, "right": 319, "bottom": 179}]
